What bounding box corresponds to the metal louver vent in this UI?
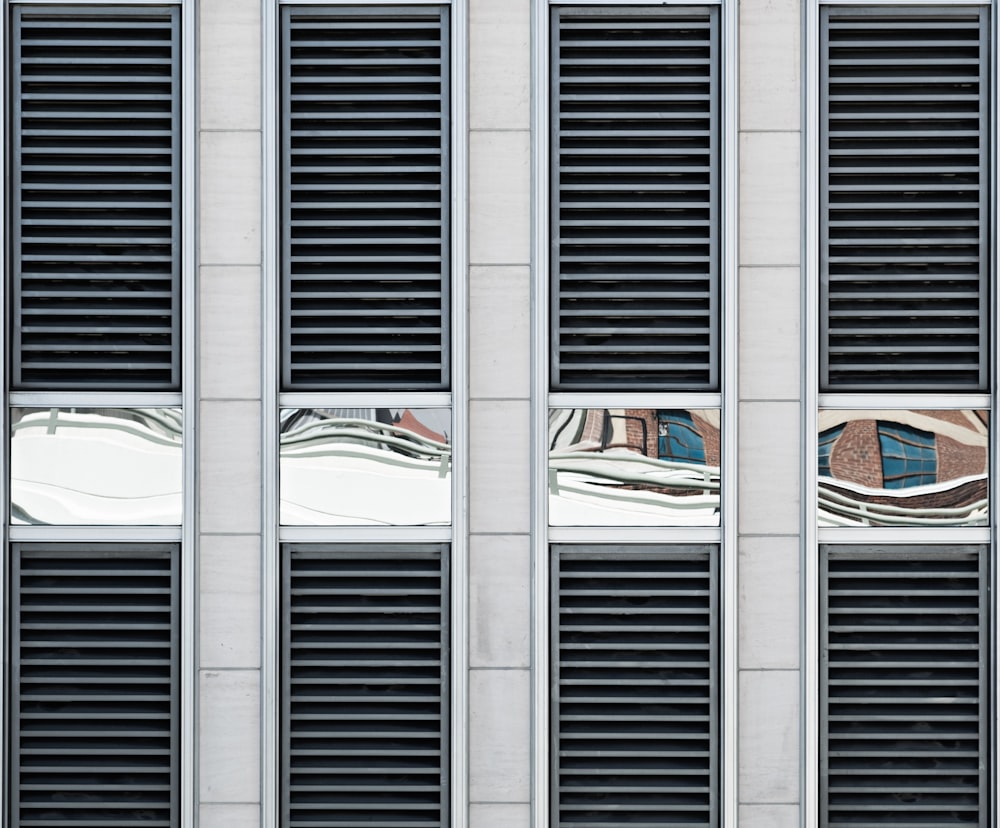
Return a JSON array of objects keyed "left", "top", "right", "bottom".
[
  {"left": 11, "top": 6, "right": 181, "bottom": 390},
  {"left": 552, "top": 545, "right": 718, "bottom": 827},
  {"left": 551, "top": 7, "right": 720, "bottom": 391},
  {"left": 281, "top": 7, "right": 450, "bottom": 390},
  {"left": 820, "top": 545, "right": 988, "bottom": 827},
  {"left": 820, "top": 8, "right": 989, "bottom": 391},
  {"left": 10, "top": 544, "right": 179, "bottom": 827},
  {"left": 283, "top": 544, "right": 449, "bottom": 827}
]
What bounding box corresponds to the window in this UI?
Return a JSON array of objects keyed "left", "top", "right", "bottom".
[
  {"left": 876, "top": 421, "right": 936, "bottom": 489},
  {"left": 658, "top": 410, "right": 707, "bottom": 464}
]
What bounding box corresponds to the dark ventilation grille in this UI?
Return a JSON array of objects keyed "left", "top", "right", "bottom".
[
  {"left": 551, "top": 7, "right": 720, "bottom": 391},
  {"left": 282, "top": 544, "right": 449, "bottom": 828},
  {"left": 820, "top": 545, "right": 988, "bottom": 827},
  {"left": 820, "top": 8, "right": 990, "bottom": 391},
  {"left": 552, "top": 545, "right": 718, "bottom": 827},
  {"left": 10, "top": 543, "right": 179, "bottom": 827},
  {"left": 10, "top": 7, "right": 181, "bottom": 390},
  {"left": 281, "top": 7, "right": 450, "bottom": 390}
]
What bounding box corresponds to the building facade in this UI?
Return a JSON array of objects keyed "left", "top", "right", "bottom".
[{"left": 0, "top": 0, "right": 995, "bottom": 827}]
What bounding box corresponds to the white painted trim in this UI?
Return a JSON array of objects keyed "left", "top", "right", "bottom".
[
  {"left": 549, "top": 392, "right": 723, "bottom": 410},
  {"left": 9, "top": 392, "right": 184, "bottom": 408},
  {"left": 819, "top": 394, "right": 992, "bottom": 410},
  {"left": 8, "top": 525, "right": 185, "bottom": 543},
  {"left": 818, "top": 527, "right": 993, "bottom": 546},
  {"left": 278, "top": 392, "right": 453, "bottom": 409},
  {"left": 548, "top": 526, "right": 723, "bottom": 545},
  {"left": 0, "top": 0, "right": 9, "bottom": 820}
]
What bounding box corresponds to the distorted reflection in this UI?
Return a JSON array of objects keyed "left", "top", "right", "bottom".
[
  {"left": 280, "top": 408, "right": 451, "bottom": 525},
  {"left": 818, "top": 410, "right": 989, "bottom": 527},
  {"left": 11, "top": 408, "right": 182, "bottom": 525},
  {"left": 549, "top": 409, "right": 720, "bottom": 526}
]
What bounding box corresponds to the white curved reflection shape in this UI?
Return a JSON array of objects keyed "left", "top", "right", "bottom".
[
  {"left": 279, "top": 408, "right": 451, "bottom": 526},
  {"left": 549, "top": 408, "right": 721, "bottom": 527},
  {"left": 817, "top": 409, "right": 989, "bottom": 528},
  {"left": 11, "top": 408, "right": 183, "bottom": 525}
]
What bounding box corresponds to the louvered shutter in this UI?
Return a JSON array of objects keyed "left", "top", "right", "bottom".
[
  {"left": 282, "top": 544, "right": 449, "bottom": 827},
  {"left": 10, "top": 543, "right": 179, "bottom": 827},
  {"left": 281, "top": 7, "right": 450, "bottom": 390},
  {"left": 10, "top": 6, "right": 181, "bottom": 390},
  {"left": 820, "top": 545, "right": 988, "bottom": 827},
  {"left": 551, "top": 7, "right": 720, "bottom": 391},
  {"left": 552, "top": 545, "right": 718, "bottom": 827},
  {"left": 820, "top": 8, "right": 990, "bottom": 391}
]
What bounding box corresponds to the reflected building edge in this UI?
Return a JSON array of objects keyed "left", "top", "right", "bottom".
[
  {"left": 817, "top": 410, "right": 989, "bottom": 527},
  {"left": 548, "top": 408, "right": 721, "bottom": 527},
  {"left": 279, "top": 407, "right": 452, "bottom": 526},
  {"left": 10, "top": 408, "right": 184, "bottom": 525}
]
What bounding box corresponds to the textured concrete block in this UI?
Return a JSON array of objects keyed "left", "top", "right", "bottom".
[
  {"left": 738, "top": 804, "right": 800, "bottom": 826},
  {"left": 470, "top": 803, "right": 531, "bottom": 828},
  {"left": 200, "top": 535, "right": 260, "bottom": 669},
  {"left": 738, "top": 266, "right": 800, "bottom": 401},
  {"left": 469, "top": 669, "right": 531, "bottom": 802},
  {"left": 739, "top": 401, "right": 800, "bottom": 536},
  {"left": 739, "top": 670, "right": 800, "bottom": 803},
  {"left": 740, "top": 0, "right": 800, "bottom": 131},
  {"left": 199, "top": 400, "right": 261, "bottom": 534},
  {"left": 199, "top": 131, "right": 261, "bottom": 265},
  {"left": 469, "top": 535, "right": 530, "bottom": 668},
  {"left": 469, "top": 400, "right": 530, "bottom": 534},
  {"left": 739, "top": 132, "right": 800, "bottom": 267},
  {"left": 739, "top": 536, "right": 799, "bottom": 669},
  {"left": 469, "top": 266, "right": 530, "bottom": 399},
  {"left": 199, "top": 266, "right": 261, "bottom": 400},
  {"left": 199, "top": 0, "right": 261, "bottom": 130},
  {"left": 470, "top": 131, "right": 531, "bottom": 265},
  {"left": 199, "top": 804, "right": 261, "bottom": 828},
  {"left": 470, "top": 0, "right": 530, "bottom": 130},
  {"left": 199, "top": 670, "right": 261, "bottom": 802}
]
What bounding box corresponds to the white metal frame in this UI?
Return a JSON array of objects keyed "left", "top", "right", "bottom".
[
  {"left": 261, "top": 2, "right": 468, "bottom": 826},
  {"left": 0, "top": 0, "right": 198, "bottom": 824},
  {"left": 801, "top": 2, "right": 998, "bottom": 825},
  {"left": 531, "top": 1, "right": 738, "bottom": 824}
]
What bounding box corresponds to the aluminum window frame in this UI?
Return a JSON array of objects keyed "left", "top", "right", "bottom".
[
  {"left": 531, "top": 1, "right": 737, "bottom": 825},
  {"left": 802, "top": 2, "right": 998, "bottom": 825},
  {"left": 0, "top": 0, "right": 197, "bottom": 824},
  {"left": 262, "top": 2, "right": 468, "bottom": 826}
]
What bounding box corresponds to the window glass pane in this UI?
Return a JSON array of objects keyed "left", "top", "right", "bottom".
[
  {"left": 11, "top": 408, "right": 183, "bottom": 525},
  {"left": 817, "top": 410, "right": 988, "bottom": 527},
  {"left": 280, "top": 407, "right": 451, "bottom": 526},
  {"left": 549, "top": 408, "right": 720, "bottom": 527}
]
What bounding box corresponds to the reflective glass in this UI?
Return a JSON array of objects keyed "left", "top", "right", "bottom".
[
  {"left": 11, "top": 407, "right": 183, "bottom": 525},
  {"left": 549, "top": 408, "right": 721, "bottom": 526},
  {"left": 818, "top": 409, "right": 989, "bottom": 527},
  {"left": 280, "top": 407, "right": 451, "bottom": 526}
]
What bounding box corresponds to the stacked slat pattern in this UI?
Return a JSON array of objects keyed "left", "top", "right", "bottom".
[
  {"left": 821, "top": 545, "right": 987, "bottom": 827},
  {"left": 283, "top": 544, "right": 449, "bottom": 827},
  {"left": 551, "top": 8, "right": 719, "bottom": 391},
  {"left": 282, "top": 8, "right": 450, "bottom": 390},
  {"left": 11, "top": 7, "right": 180, "bottom": 390},
  {"left": 820, "top": 8, "right": 989, "bottom": 390},
  {"left": 552, "top": 546, "right": 718, "bottom": 827},
  {"left": 11, "top": 544, "right": 179, "bottom": 827}
]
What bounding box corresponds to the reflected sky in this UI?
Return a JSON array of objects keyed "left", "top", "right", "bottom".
[
  {"left": 280, "top": 408, "right": 451, "bottom": 526},
  {"left": 549, "top": 408, "right": 721, "bottom": 527},
  {"left": 818, "top": 409, "right": 988, "bottom": 528},
  {"left": 11, "top": 408, "right": 183, "bottom": 525}
]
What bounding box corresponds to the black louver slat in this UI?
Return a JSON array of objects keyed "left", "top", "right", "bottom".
[
  {"left": 283, "top": 544, "right": 449, "bottom": 828},
  {"left": 820, "top": 8, "right": 989, "bottom": 391},
  {"left": 10, "top": 544, "right": 179, "bottom": 827},
  {"left": 552, "top": 546, "right": 718, "bottom": 827},
  {"left": 551, "top": 8, "right": 719, "bottom": 391},
  {"left": 281, "top": 7, "right": 450, "bottom": 390},
  {"left": 11, "top": 6, "right": 181, "bottom": 390},
  {"left": 820, "top": 545, "right": 988, "bottom": 827}
]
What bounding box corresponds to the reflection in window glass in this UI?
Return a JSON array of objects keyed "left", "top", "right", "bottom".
[
  {"left": 549, "top": 409, "right": 720, "bottom": 527},
  {"left": 11, "top": 408, "right": 183, "bottom": 525},
  {"left": 280, "top": 408, "right": 451, "bottom": 526},
  {"left": 817, "top": 410, "right": 988, "bottom": 528}
]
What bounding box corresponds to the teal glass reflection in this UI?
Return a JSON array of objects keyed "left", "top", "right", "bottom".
[
  {"left": 549, "top": 408, "right": 721, "bottom": 526},
  {"left": 280, "top": 408, "right": 451, "bottom": 525},
  {"left": 11, "top": 408, "right": 183, "bottom": 525},
  {"left": 818, "top": 410, "right": 989, "bottom": 527}
]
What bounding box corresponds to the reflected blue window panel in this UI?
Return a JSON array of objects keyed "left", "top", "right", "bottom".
[
  {"left": 11, "top": 408, "right": 183, "bottom": 525},
  {"left": 549, "top": 408, "right": 721, "bottom": 527},
  {"left": 280, "top": 408, "right": 451, "bottom": 526},
  {"left": 817, "top": 409, "right": 988, "bottom": 528}
]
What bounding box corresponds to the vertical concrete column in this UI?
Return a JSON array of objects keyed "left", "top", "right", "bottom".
[
  {"left": 736, "top": 1, "right": 802, "bottom": 826},
  {"left": 197, "top": 0, "right": 264, "bottom": 825},
  {"left": 467, "top": 0, "right": 532, "bottom": 826}
]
